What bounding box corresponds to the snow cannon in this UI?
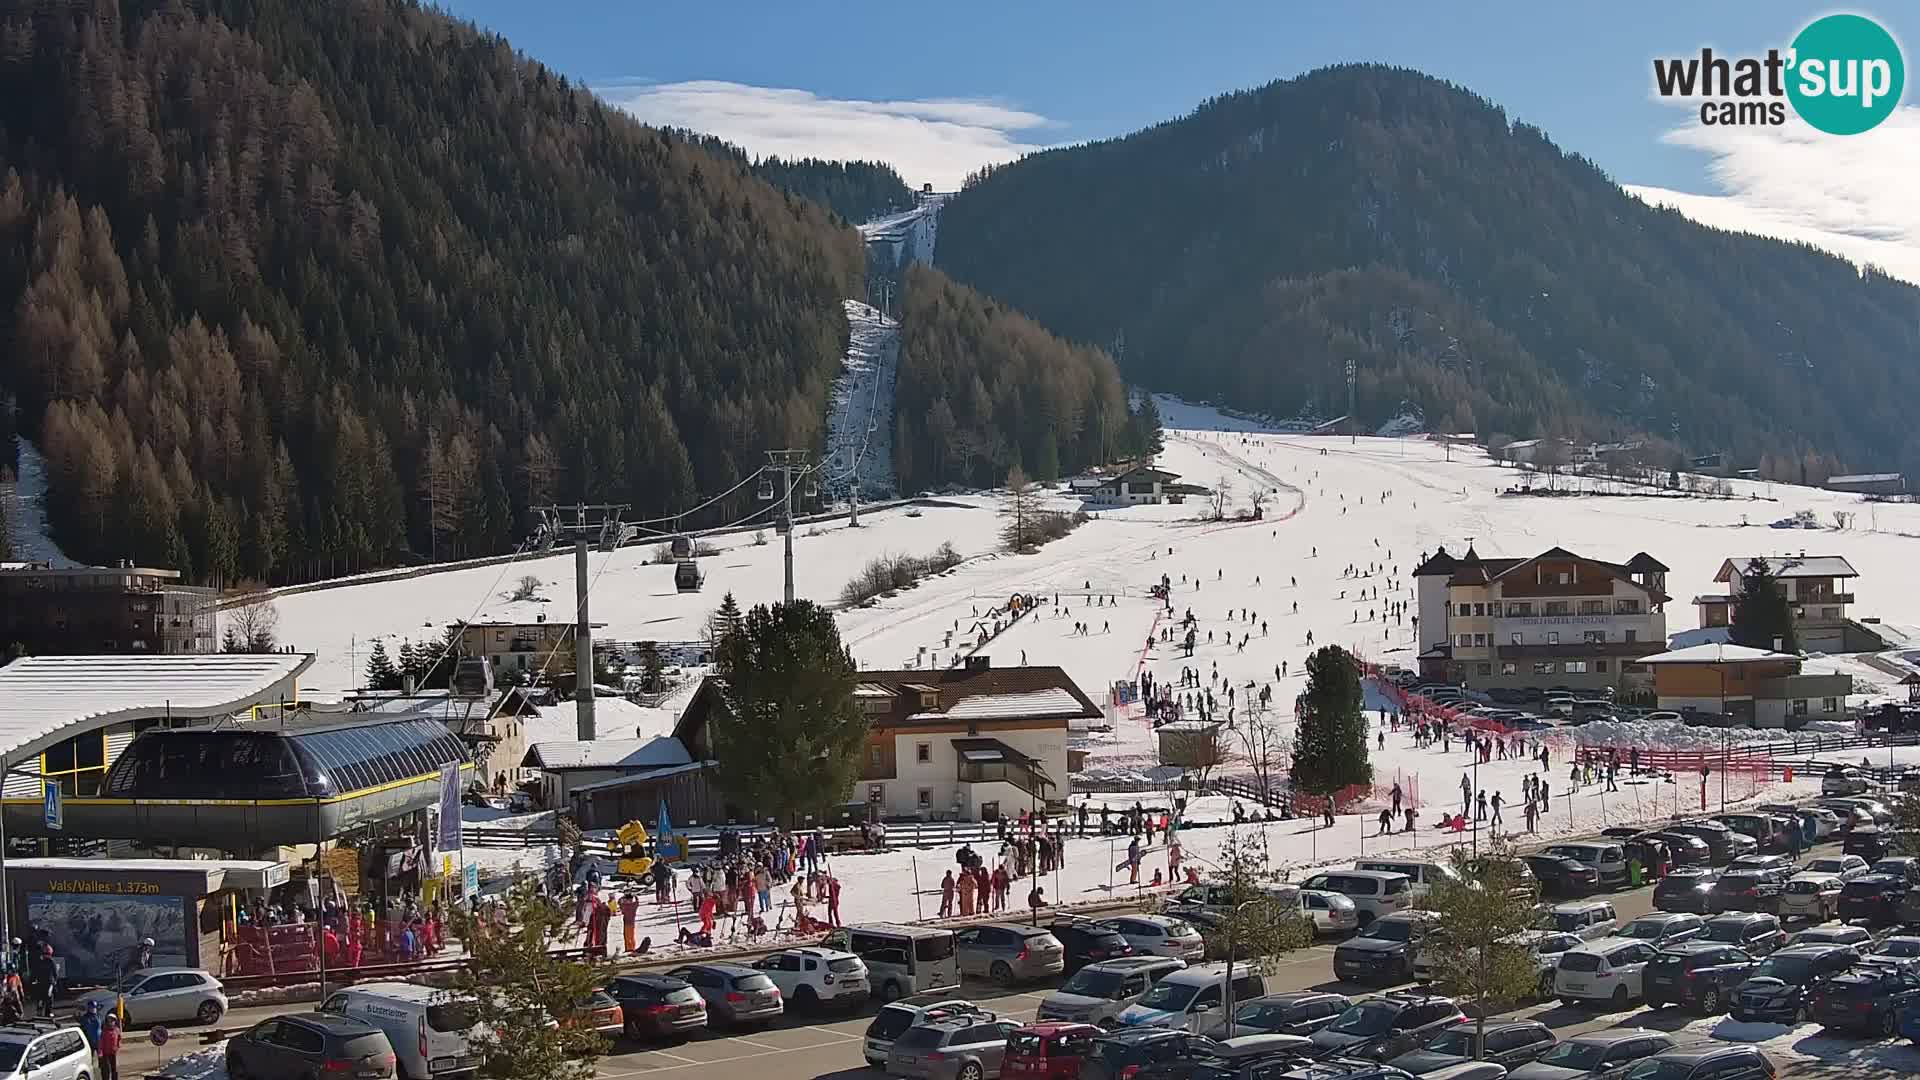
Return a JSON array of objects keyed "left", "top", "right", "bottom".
[{"left": 615, "top": 820, "right": 654, "bottom": 878}]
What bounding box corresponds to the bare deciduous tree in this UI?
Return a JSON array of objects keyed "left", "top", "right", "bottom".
[
  {"left": 511, "top": 574, "right": 543, "bottom": 601},
  {"left": 223, "top": 598, "right": 280, "bottom": 653},
  {"left": 1208, "top": 474, "right": 1234, "bottom": 521}
]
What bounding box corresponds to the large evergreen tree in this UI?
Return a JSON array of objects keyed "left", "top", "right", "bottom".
[
  {"left": 1729, "top": 558, "right": 1799, "bottom": 653},
  {"left": 710, "top": 599, "right": 865, "bottom": 822},
  {"left": 1291, "top": 645, "right": 1371, "bottom": 808},
  {"left": 364, "top": 639, "right": 399, "bottom": 692}
]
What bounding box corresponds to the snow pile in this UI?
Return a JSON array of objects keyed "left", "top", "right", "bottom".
[
  {"left": 1570, "top": 717, "right": 1853, "bottom": 751},
  {"left": 150, "top": 1046, "right": 226, "bottom": 1080}
]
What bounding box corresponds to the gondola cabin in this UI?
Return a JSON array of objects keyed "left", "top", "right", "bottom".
[
  {"left": 670, "top": 535, "right": 692, "bottom": 559},
  {"left": 674, "top": 559, "right": 703, "bottom": 592}
]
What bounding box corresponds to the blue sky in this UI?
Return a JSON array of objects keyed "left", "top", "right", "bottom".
[{"left": 434, "top": 1, "right": 1919, "bottom": 280}]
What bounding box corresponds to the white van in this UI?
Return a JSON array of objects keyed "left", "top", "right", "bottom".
[
  {"left": 319, "top": 982, "right": 484, "bottom": 1080},
  {"left": 820, "top": 923, "right": 960, "bottom": 1001},
  {"left": 1112, "top": 961, "right": 1268, "bottom": 1037},
  {"left": 1354, "top": 860, "right": 1464, "bottom": 899},
  {"left": 1298, "top": 870, "right": 1413, "bottom": 926}
]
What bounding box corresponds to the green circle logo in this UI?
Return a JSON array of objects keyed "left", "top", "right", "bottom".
[{"left": 1787, "top": 13, "right": 1905, "bottom": 134}]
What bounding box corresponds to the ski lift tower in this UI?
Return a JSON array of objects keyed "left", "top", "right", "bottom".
[
  {"left": 763, "top": 450, "right": 811, "bottom": 604},
  {"left": 528, "top": 503, "right": 629, "bottom": 741}
]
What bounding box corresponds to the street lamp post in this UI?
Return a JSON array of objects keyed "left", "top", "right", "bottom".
[{"left": 1345, "top": 360, "right": 1357, "bottom": 446}]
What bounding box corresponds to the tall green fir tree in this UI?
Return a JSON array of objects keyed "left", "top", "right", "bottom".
[
  {"left": 1290, "top": 645, "right": 1372, "bottom": 812},
  {"left": 706, "top": 592, "right": 744, "bottom": 671},
  {"left": 711, "top": 599, "right": 866, "bottom": 821},
  {"left": 1729, "top": 558, "right": 1799, "bottom": 653},
  {"left": 365, "top": 639, "right": 400, "bottom": 692}
]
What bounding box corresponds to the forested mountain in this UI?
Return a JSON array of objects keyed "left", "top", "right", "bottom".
[
  {"left": 0, "top": 0, "right": 864, "bottom": 584},
  {"left": 894, "top": 263, "right": 1151, "bottom": 492},
  {"left": 938, "top": 65, "right": 1920, "bottom": 477},
  {"left": 667, "top": 130, "right": 917, "bottom": 224}
]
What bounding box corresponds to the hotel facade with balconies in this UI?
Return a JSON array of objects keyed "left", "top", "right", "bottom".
[{"left": 1414, "top": 545, "right": 1671, "bottom": 695}]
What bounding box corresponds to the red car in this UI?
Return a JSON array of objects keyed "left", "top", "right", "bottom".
[{"left": 1003, "top": 1023, "right": 1101, "bottom": 1080}]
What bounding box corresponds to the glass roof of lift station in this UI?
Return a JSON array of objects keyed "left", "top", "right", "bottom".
[{"left": 101, "top": 716, "right": 470, "bottom": 801}]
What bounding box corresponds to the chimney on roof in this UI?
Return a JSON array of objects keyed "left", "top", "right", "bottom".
[
  {"left": 1773, "top": 637, "right": 1783, "bottom": 652},
  {"left": 966, "top": 655, "right": 990, "bottom": 671}
]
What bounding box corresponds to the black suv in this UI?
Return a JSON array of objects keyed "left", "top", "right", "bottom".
[
  {"left": 1701, "top": 912, "right": 1785, "bottom": 957},
  {"left": 1730, "top": 944, "right": 1860, "bottom": 1024},
  {"left": 1333, "top": 912, "right": 1437, "bottom": 985},
  {"left": 1643, "top": 831, "right": 1714, "bottom": 867},
  {"left": 1808, "top": 961, "right": 1920, "bottom": 1036},
  {"left": 227, "top": 1013, "right": 397, "bottom": 1080},
  {"left": 1082, "top": 1030, "right": 1220, "bottom": 1080},
  {"left": 1708, "top": 869, "right": 1788, "bottom": 914},
  {"left": 1049, "top": 918, "right": 1137, "bottom": 972},
  {"left": 1618, "top": 1046, "right": 1775, "bottom": 1080},
  {"left": 1662, "top": 821, "right": 1749, "bottom": 865},
  {"left": 1308, "top": 992, "right": 1465, "bottom": 1062},
  {"left": 1654, "top": 869, "right": 1720, "bottom": 914},
  {"left": 1839, "top": 874, "right": 1909, "bottom": 925},
  {"left": 1386, "top": 1019, "right": 1555, "bottom": 1073},
  {"left": 1642, "top": 942, "right": 1756, "bottom": 1015},
  {"left": 1843, "top": 828, "right": 1891, "bottom": 862}
]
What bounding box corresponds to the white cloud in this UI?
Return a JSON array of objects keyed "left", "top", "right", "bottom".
[
  {"left": 1624, "top": 104, "right": 1920, "bottom": 285},
  {"left": 597, "top": 79, "right": 1055, "bottom": 190}
]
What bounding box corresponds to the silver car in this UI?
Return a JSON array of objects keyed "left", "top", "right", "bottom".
[
  {"left": 955, "top": 923, "right": 1067, "bottom": 984},
  {"left": 662, "top": 962, "right": 784, "bottom": 1028},
  {"left": 886, "top": 1017, "right": 1021, "bottom": 1080},
  {"left": 1099, "top": 915, "right": 1207, "bottom": 961},
  {"left": 1037, "top": 956, "right": 1185, "bottom": 1025},
  {"left": 77, "top": 966, "right": 228, "bottom": 1026}
]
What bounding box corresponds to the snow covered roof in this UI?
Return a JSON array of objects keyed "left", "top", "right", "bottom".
[
  {"left": 1692, "top": 594, "right": 1732, "bottom": 605},
  {"left": 1827, "top": 473, "right": 1903, "bottom": 485},
  {"left": 522, "top": 735, "right": 692, "bottom": 771},
  {"left": 1715, "top": 555, "right": 1858, "bottom": 581},
  {"left": 566, "top": 760, "right": 711, "bottom": 794},
  {"left": 1636, "top": 643, "right": 1798, "bottom": 664},
  {"left": 0, "top": 653, "right": 313, "bottom": 761},
  {"left": 945, "top": 689, "right": 1087, "bottom": 720}
]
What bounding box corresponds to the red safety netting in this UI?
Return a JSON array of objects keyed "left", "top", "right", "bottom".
[{"left": 225, "top": 915, "right": 451, "bottom": 977}]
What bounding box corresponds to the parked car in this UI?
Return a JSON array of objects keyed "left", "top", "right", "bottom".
[
  {"left": 1038, "top": 957, "right": 1187, "bottom": 1026},
  {"left": 1615, "top": 913, "right": 1705, "bottom": 948},
  {"left": 1507, "top": 1030, "right": 1676, "bottom": 1080},
  {"left": 317, "top": 981, "right": 487, "bottom": 1077},
  {"left": 1652, "top": 869, "right": 1719, "bottom": 915},
  {"left": 1542, "top": 844, "right": 1628, "bottom": 889},
  {"left": 957, "top": 924, "right": 1068, "bottom": 985},
  {"left": 750, "top": 946, "right": 870, "bottom": 1011},
  {"left": 1843, "top": 829, "right": 1892, "bottom": 863},
  {"left": 825, "top": 924, "right": 960, "bottom": 1001},
  {"left": 1298, "top": 890, "right": 1362, "bottom": 935},
  {"left": 1307, "top": 992, "right": 1466, "bottom": 1062},
  {"left": 1112, "top": 963, "right": 1268, "bottom": 1038},
  {"left": 1642, "top": 831, "right": 1713, "bottom": 868},
  {"left": 1642, "top": 942, "right": 1756, "bottom": 1015},
  {"left": 1707, "top": 869, "right": 1788, "bottom": 914},
  {"left": 1297, "top": 871, "right": 1414, "bottom": 927},
  {"left": 1334, "top": 912, "right": 1440, "bottom": 985},
  {"left": 1824, "top": 767, "right": 1873, "bottom": 795},
  {"left": 1389, "top": 1021, "right": 1554, "bottom": 1074},
  {"left": 1547, "top": 901, "right": 1619, "bottom": 941},
  {"left": 1871, "top": 856, "right": 1920, "bottom": 887},
  {"left": 1662, "top": 821, "right": 1753, "bottom": 864},
  {"left": 1522, "top": 855, "right": 1599, "bottom": 898},
  {"left": 1050, "top": 919, "right": 1139, "bottom": 973},
  {"left": 226, "top": 1012, "right": 398, "bottom": 1080},
  {"left": 1701, "top": 913, "right": 1785, "bottom": 957},
  {"left": 1870, "top": 936, "right": 1920, "bottom": 962},
  {"left": 1614, "top": 1046, "right": 1775, "bottom": 1080},
  {"left": 1227, "top": 993, "right": 1352, "bottom": 1038},
  {"left": 604, "top": 973, "right": 709, "bottom": 1042},
  {"left": 1003, "top": 1023, "right": 1103, "bottom": 1080},
  {"left": 571, "top": 990, "right": 624, "bottom": 1039},
  {"left": 1839, "top": 874, "right": 1909, "bottom": 925},
  {"left": 77, "top": 967, "right": 228, "bottom": 1026},
  {"left": 662, "top": 962, "right": 784, "bottom": 1028},
  {"left": 1730, "top": 944, "right": 1861, "bottom": 1023},
  {"left": 865, "top": 1001, "right": 991, "bottom": 1067},
  {"left": 1777, "top": 875, "right": 1844, "bottom": 923},
  {"left": 1099, "top": 916, "right": 1207, "bottom": 962},
  {"left": 1808, "top": 962, "right": 1920, "bottom": 1036},
  {"left": 1728, "top": 854, "right": 1796, "bottom": 875},
  {"left": 1414, "top": 930, "right": 1581, "bottom": 998},
  {"left": 1353, "top": 860, "right": 1465, "bottom": 901},
  {"left": 1079, "top": 1029, "right": 1219, "bottom": 1080},
  {"left": 1554, "top": 938, "right": 1660, "bottom": 1008},
  {"left": 1785, "top": 925, "right": 1872, "bottom": 949},
  {"left": 1717, "top": 814, "right": 1793, "bottom": 854},
  {"left": 887, "top": 1015, "right": 1022, "bottom": 1080},
  {"left": 0, "top": 1024, "right": 97, "bottom": 1080}
]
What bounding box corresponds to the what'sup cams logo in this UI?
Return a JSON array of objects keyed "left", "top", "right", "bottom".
[{"left": 1654, "top": 12, "right": 1905, "bottom": 134}]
